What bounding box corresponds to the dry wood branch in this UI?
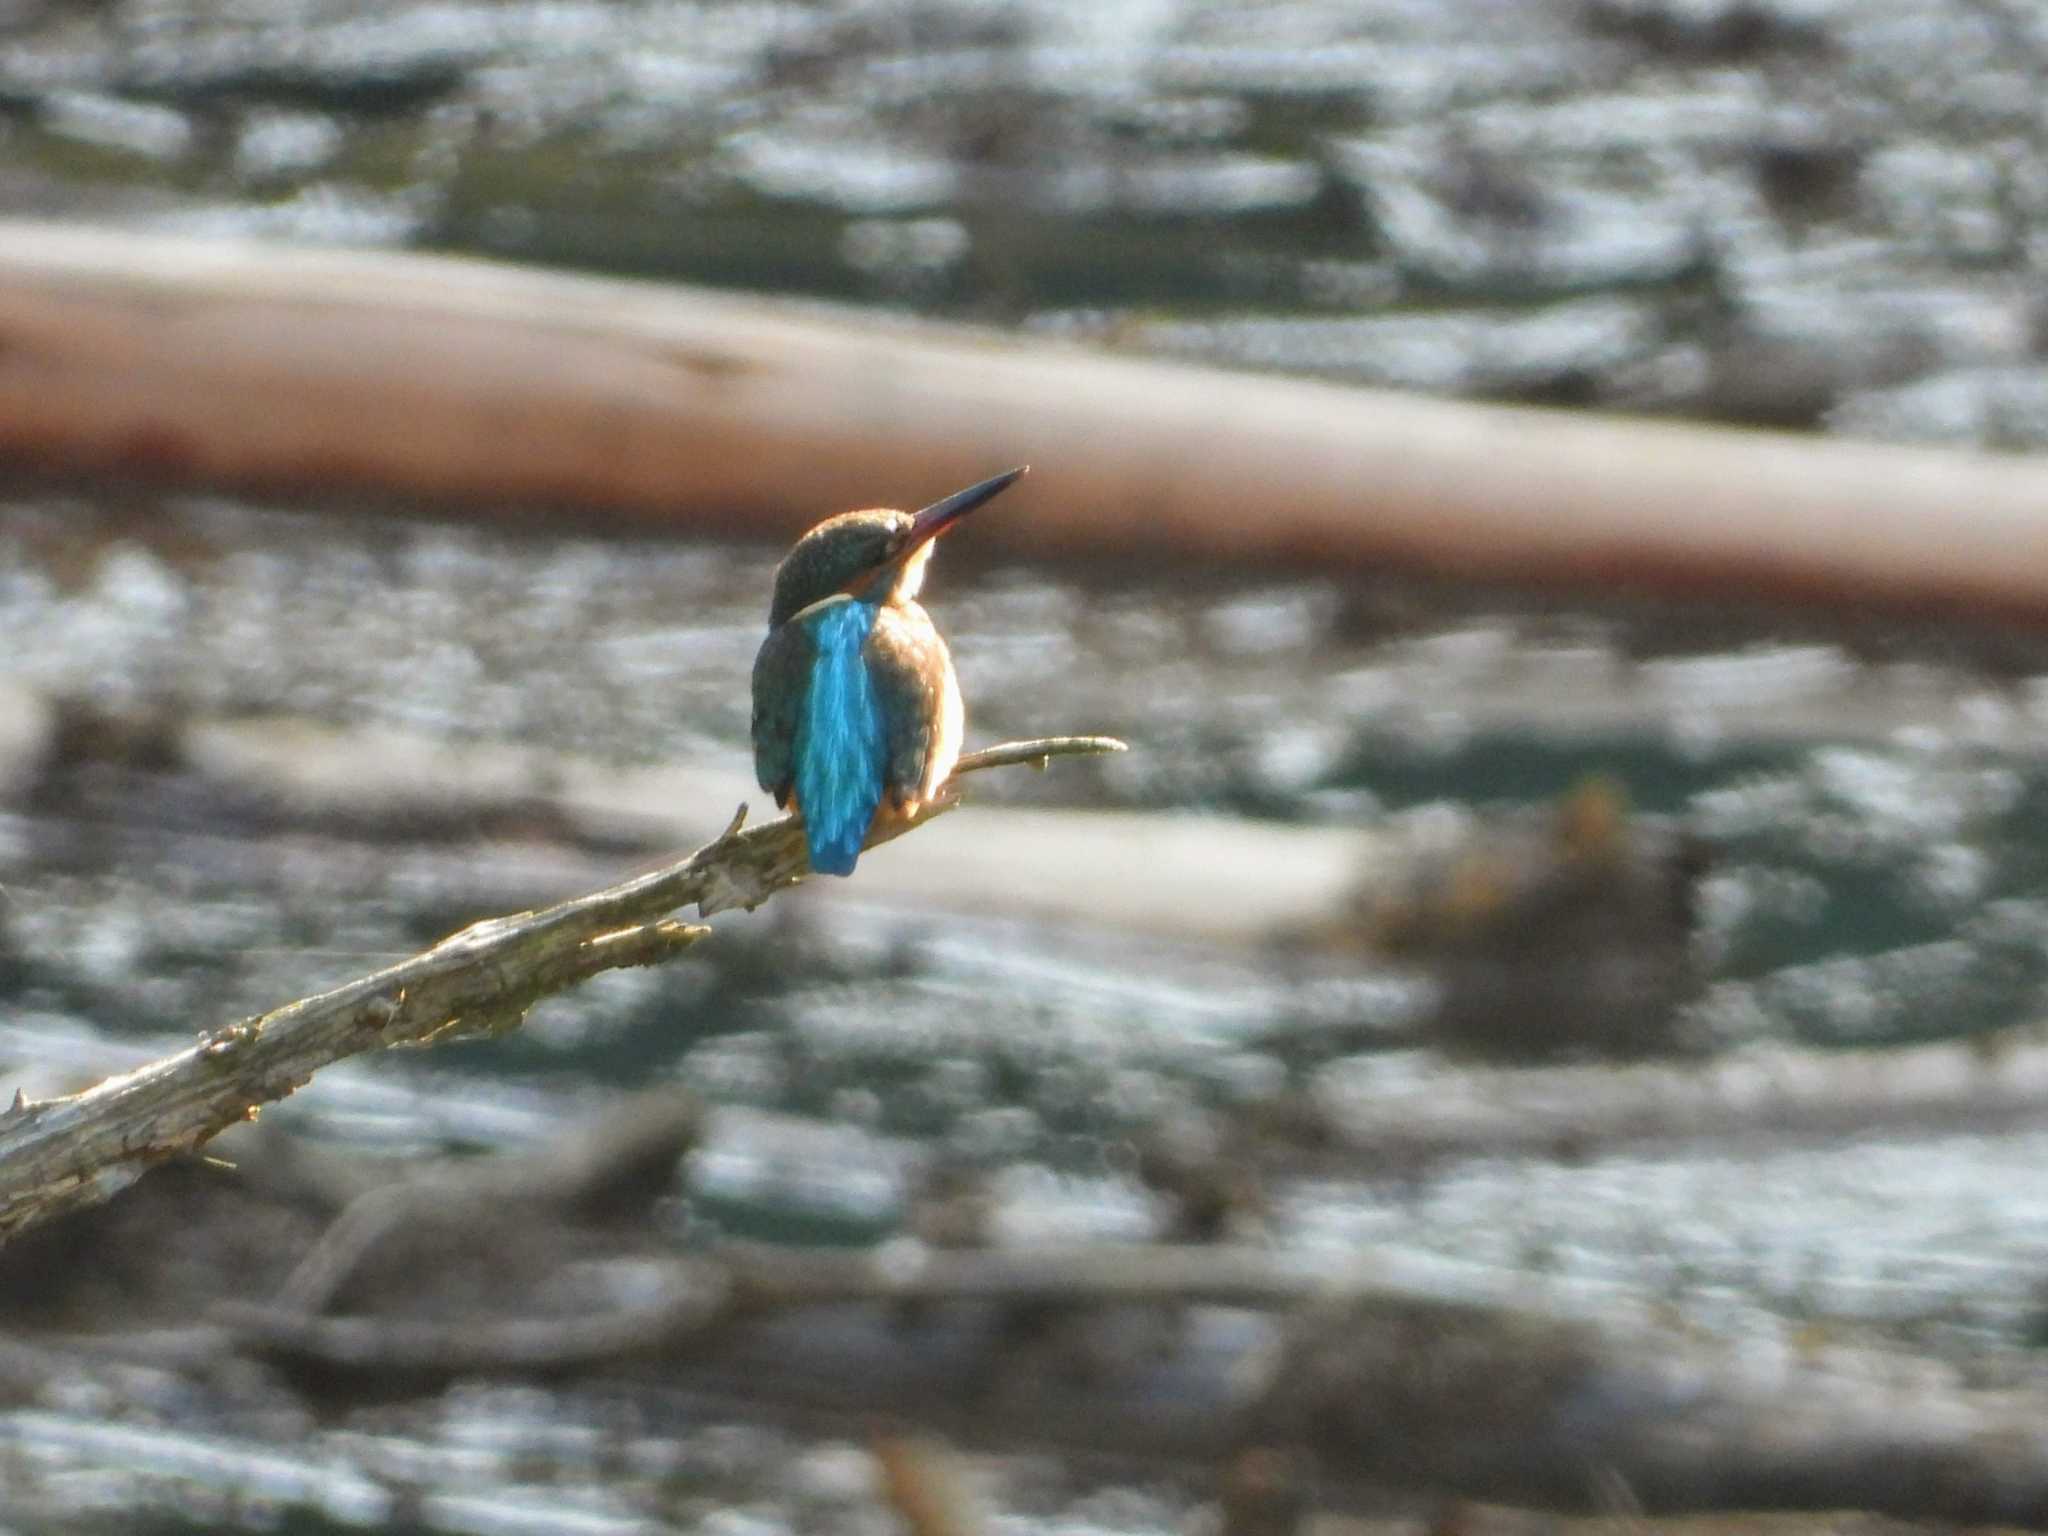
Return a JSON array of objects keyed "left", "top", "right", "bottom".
[
  {"left": 0, "top": 735, "right": 1124, "bottom": 1244},
  {"left": 219, "top": 1265, "right": 732, "bottom": 1376},
  {"left": 872, "top": 1434, "right": 993, "bottom": 1536},
  {"left": 276, "top": 1088, "right": 705, "bottom": 1314},
  {"left": 720, "top": 1240, "right": 1364, "bottom": 1312},
  {"left": 208, "top": 1242, "right": 1451, "bottom": 1378}
]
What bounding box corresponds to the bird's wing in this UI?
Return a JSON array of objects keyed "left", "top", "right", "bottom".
[
  {"left": 866, "top": 604, "right": 958, "bottom": 810},
  {"left": 750, "top": 618, "right": 814, "bottom": 808},
  {"left": 793, "top": 596, "right": 887, "bottom": 876}
]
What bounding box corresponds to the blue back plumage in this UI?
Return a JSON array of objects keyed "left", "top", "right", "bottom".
[{"left": 795, "top": 598, "right": 886, "bottom": 876}]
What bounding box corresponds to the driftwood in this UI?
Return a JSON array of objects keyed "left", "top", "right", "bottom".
[
  {"left": 0, "top": 735, "right": 1123, "bottom": 1244},
  {"left": 113, "top": 1223, "right": 2048, "bottom": 1526},
  {"left": 4, "top": 221, "right": 2048, "bottom": 621},
  {"left": 5, "top": 690, "right": 1377, "bottom": 945},
  {"left": 44, "top": 1264, "right": 2048, "bottom": 1528},
  {"left": 7, "top": 687, "right": 1712, "bottom": 979},
  {"left": 461, "top": 1253, "right": 2048, "bottom": 1526},
  {"left": 9, "top": 1084, "right": 2048, "bottom": 1529},
  {"left": 871, "top": 1435, "right": 991, "bottom": 1536},
  {"left": 19, "top": 678, "right": 2048, "bottom": 1169},
  {"left": 1289, "top": 1021, "right": 2048, "bottom": 1172}
]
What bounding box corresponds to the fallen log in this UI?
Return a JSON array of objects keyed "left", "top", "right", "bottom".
[
  {"left": 8, "top": 691, "right": 1705, "bottom": 968},
  {"left": 3, "top": 222, "right": 2048, "bottom": 620},
  {"left": 1292, "top": 1021, "right": 2048, "bottom": 1171}
]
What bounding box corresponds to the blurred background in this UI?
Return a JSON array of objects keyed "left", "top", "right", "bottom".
[{"left": 4, "top": 0, "right": 2048, "bottom": 1532}]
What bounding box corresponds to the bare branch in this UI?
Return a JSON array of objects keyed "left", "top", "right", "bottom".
[
  {"left": 219, "top": 1266, "right": 732, "bottom": 1376},
  {"left": 209, "top": 1242, "right": 1438, "bottom": 1378},
  {"left": 0, "top": 734, "right": 1126, "bottom": 1243}
]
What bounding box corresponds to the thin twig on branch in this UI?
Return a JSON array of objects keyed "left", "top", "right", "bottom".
[{"left": 0, "top": 735, "right": 1125, "bottom": 1244}]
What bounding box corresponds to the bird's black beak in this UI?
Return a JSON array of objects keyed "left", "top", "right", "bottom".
[{"left": 897, "top": 465, "right": 1027, "bottom": 559}]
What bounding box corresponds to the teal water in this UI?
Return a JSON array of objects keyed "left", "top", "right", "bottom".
[
  {"left": 5, "top": 0, "right": 2048, "bottom": 1525},
  {"left": 8, "top": 494, "right": 2048, "bottom": 1528}
]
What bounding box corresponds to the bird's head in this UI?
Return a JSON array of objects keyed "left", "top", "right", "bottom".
[{"left": 766, "top": 467, "right": 1025, "bottom": 627}]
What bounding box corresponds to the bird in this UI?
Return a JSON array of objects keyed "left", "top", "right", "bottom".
[{"left": 751, "top": 466, "right": 1025, "bottom": 876}]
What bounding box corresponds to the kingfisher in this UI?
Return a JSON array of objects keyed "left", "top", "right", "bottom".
[{"left": 751, "top": 467, "right": 1025, "bottom": 876}]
